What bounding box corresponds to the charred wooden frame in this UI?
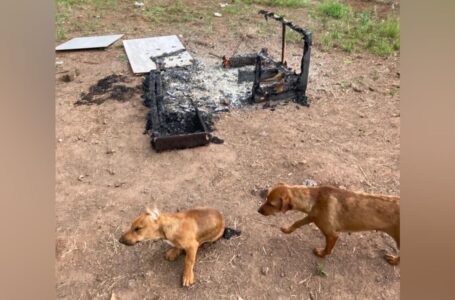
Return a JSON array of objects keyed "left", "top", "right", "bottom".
[
  {"left": 144, "top": 70, "right": 211, "bottom": 152},
  {"left": 253, "top": 10, "right": 312, "bottom": 106}
]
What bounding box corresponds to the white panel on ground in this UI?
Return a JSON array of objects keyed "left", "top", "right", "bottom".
[
  {"left": 56, "top": 34, "right": 124, "bottom": 51},
  {"left": 122, "top": 35, "right": 193, "bottom": 74}
]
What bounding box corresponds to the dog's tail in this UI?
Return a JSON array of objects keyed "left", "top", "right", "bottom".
[{"left": 222, "top": 227, "right": 241, "bottom": 240}]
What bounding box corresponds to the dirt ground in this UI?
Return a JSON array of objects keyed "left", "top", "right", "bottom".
[{"left": 55, "top": 1, "right": 400, "bottom": 299}]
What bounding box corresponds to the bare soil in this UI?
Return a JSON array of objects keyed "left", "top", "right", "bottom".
[{"left": 56, "top": 1, "right": 400, "bottom": 299}]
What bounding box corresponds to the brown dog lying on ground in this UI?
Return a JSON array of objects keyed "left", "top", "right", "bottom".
[
  {"left": 119, "top": 207, "right": 240, "bottom": 287},
  {"left": 258, "top": 182, "right": 400, "bottom": 265}
]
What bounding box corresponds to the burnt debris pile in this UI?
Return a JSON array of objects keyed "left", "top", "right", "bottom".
[
  {"left": 142, "top": 60, "right": 253, "bottom": 152},
  {"left": 141, "top": 10, "right": 312, "bottom": 152}
]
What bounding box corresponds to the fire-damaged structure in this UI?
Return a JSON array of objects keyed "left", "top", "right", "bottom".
[
  {"left": 143, "top": 68, "right": 212, "bottom": 152},
  {"left": 225, "top": 10, "right": 312, "bottom": 106},
  {"left": 143, "top": 10, "right": 312, "bottom": 152}
]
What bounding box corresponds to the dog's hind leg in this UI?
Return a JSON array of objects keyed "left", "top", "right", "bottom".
[
  {"left": 281, "top": 216, "right": 314, "bottom": 234},
  {"left": 384, "top": 227, "right": 400, "bottom": 265},
  {"left": 182, "top": 243, "right": 199, "bottom": 287},
  {"left": 165, "top": 247, "right": 182, "bottom": 261}
]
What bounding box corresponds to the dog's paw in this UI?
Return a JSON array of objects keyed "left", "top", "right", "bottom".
[
  {"left": 165, "top": 248, "right": 181, "bottom": 261},
  {"left": 384, "top": 254, "right": 400, "bottom": 266},
  {"left": 280, "top": 226, "right": 294, "bottom": 234},
  {"left": 313, "top": 248, "right": 327, "bottom": 258},
  {"left": 182, "top": 272, "right": 194, "bottom": 287}
]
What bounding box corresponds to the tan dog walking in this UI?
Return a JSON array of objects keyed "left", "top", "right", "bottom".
[{"left": 258, "top": 182, "right": 400, "bottom": 265}]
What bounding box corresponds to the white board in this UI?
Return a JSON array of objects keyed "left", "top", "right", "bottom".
[
  {"left": 56, "top": 34, "right": 123, "bottom": 51},
  {"left": 122, "top": 35, "right": 193, "bottom": 74}
]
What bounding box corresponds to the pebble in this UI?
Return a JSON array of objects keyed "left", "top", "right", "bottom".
[
  {"left": 213, "top": 12, "right": 222, "bottom": 17},
  {"left": 261, "top": 266, "right": 269, "bottom": 276}
]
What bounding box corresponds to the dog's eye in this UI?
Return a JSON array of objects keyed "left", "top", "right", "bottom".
[{"left": 134, "top": 227, "right": 141, "bottom": 232}]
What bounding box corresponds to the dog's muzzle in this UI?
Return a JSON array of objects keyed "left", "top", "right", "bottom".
[{"left": 118, "top": 235, "right": 136, "bottom": 246}]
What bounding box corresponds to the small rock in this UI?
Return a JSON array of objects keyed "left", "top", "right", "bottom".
[
  {"left": 134, "top": 1, "right": 144, "bottom": 7},
  {"left": 114, "top": 182, "right": 125, "bottom": 188},
  {"left": 280, "top": 272, "right": 286, "bottom": 277},
  {"left": 261, "top": 266, "right": 269, "bottom": 276},
  {"left": 213, "top": 12, "right": 222, "bottom": 17},
  {"left": 303, "top": 179, "right": 317, "bottom": 187},
  {"left": 210, "top": 136, "right": 224, "bottom": 144},
  {"left": 106, "top": 149, "right": 116, "bottom": 154},
  {"left": 107, "top": 169, "right": 115, "bottom": 175},
  {"left": 57, "top": 138, "right": 63, "bottom": 143},
  {"left": 60, "top": 73, "right": 74, "bottom": 82},
  {"left": 352, "top": 83, "right": 362, "bottom": 92},
  {"left": 219, "top": 3, "right": 228, "bottom": 7},
  {"left": 78, "top": 175, "right": 85, "bottom": 181},
  {"left": 259, "top": 131, "right": 268, "bottom": 137},
  {"left": 221, "top": 98, "right": 231, "bottom": 106},
  {"left": 368, "top": 86, "right": 376, "bottom": 92},
  {"left": 55, "top": 61, "right": 63, "bottom": 65}
]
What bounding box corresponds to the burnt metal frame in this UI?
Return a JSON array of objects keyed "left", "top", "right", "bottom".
[
  {"left": 252, "top": 10, "right": 312, "bottom": 106},
  {"left": 145, "top": 70, "right": 211, "bottom": 152}
]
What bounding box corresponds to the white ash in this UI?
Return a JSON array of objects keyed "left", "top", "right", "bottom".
[{"left": 160, "top": 60, "right": 253, "bottom": 115}]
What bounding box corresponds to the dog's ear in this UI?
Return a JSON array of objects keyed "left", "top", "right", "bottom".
[
  {"left": 149, "top": 207, "right": 160, "bottom": 221},
  {"left": 145, "top": 207, "right": 152, "bottom": 215},
  {"left": 279, "top": 187, "right": 293, "bottom": 212}
]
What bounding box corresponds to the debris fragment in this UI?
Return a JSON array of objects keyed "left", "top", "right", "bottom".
[
  {"left": 75, "top": 74, "right": 141, "bottom": 106},
  {"left": 55, "top": 34, "right": 123, "bottom": 51},
  {"left": 213, "top": 12, "right": 222, "bottom": 17},
  {"left": 219, "top": 3, "right": 228, "bottom": 8},
  {"left": 123, "top": 35, "right": 193, "bottom": 74},
  {"left": 303, "top": 179, "right": 318, "bottom": 187},
  {"left": 134, "top": 1, "right": 144, "bottom": 7},
  {"left": 210, "top": 136, "right": 224, "bottom": 144}
]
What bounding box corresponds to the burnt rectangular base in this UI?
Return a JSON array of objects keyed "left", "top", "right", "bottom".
[{"left": 152, "top": 132, "right": 210, "bottom": 152}]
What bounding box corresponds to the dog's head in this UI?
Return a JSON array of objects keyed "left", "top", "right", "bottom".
[
  {"left": 119, "top": 207, "right": 162, "bottom": 246},
  {"left": 258, "top": 182, "right": 293, "bottom": 216}
]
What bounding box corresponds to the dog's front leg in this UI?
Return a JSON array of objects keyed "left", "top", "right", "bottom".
[
  {"left": 165, "top": 247, "right": 182, "bottom": 261},
  {"left": 281, "top": 216, "right": 314, "bottom": 234},
  {"left": 182, "top": 243, "right": 198, "bottom": 287}
]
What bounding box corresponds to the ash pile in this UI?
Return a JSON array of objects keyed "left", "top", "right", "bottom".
[{"left": 143, "top": 59, "right": 255, "bottom": 152}]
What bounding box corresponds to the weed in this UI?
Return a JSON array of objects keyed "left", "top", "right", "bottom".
[
  {"left": 56, "top": 27, "right": 67, "bottom": 41},
  {"left": 117, "top": 53, "right": 127, "bottom": 62},
  {"left": 315, "top": 263, "right": 328, "bottom": 277}
]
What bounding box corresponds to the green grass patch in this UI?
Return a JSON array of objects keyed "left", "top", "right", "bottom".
[
  {"left": 56, "top": 0, "right": 117, "bottom": 9},
  {"left": 143, "top": 0, "right": 208, "bottom": 24},
  {"left": 316, "top": 2, "right": 400, "bottom": 56},
  {"left": 318, "top": 1, "right": 350, "bottom": 19},
  {"left": 240, "top": 0, "right": 309, "bottom": 8}
]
